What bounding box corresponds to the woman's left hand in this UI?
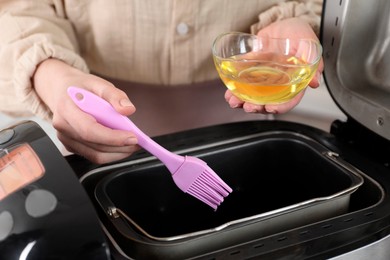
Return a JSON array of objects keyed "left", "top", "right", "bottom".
[{"left": 225, "top": 17, "right": 324, "bottom": 114}]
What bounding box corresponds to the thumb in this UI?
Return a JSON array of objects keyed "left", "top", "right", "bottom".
[
  {"left": 105, "top": 90, "right": 136, "bottom": 117},
  {"left": 87, "top": 78, "right": 136, "bottom": 116}
]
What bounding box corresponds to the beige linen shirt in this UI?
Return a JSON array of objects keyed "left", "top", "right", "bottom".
[{"left": 0, "top": 0, "right": 322, "bottom": 136}]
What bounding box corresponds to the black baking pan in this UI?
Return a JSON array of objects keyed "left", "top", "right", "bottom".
[{"left": 87, "top": 130, "right": 367, "bottom": 259}]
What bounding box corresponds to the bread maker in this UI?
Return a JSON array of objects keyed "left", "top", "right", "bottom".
[{"left": 1, "top": 0, "right": 390, "bottom": 259}]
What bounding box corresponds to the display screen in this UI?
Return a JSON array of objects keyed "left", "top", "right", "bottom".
[{"left": 0, "top": 144, "right": 45, "bottom": 200}]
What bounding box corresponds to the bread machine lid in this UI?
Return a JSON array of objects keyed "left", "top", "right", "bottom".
[{"left": 321, "top": 0, "right": 390, "bottom": 140}]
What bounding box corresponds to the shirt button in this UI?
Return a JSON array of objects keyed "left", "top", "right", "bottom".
[{"left": 176, "top": 22, "right": 189, "bottom": 35}]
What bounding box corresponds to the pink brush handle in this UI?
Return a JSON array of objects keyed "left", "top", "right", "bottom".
[{"left": 67, "top": 86, "right": 184, "bottom": 173}]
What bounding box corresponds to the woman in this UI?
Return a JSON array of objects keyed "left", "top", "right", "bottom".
[{"left": 0, "top": 0, "right": 323, "bottom": 163}]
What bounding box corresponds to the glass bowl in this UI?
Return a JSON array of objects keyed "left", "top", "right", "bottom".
[{"left": 212, "top": 32, "right": 322, "bottom": 105}]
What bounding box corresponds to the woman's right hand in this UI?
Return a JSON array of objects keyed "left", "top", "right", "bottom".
[{"left": 33, "top": 59, "right": 140, "bottom": 164}]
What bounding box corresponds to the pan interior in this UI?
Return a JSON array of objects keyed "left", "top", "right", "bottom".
[{"left": 102, "top": 135, "right": 358, "bottom": 238}]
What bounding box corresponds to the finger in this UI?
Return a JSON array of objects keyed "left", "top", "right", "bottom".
[
  {"left": 54, "top": 100, "right": 138, "bottom": 147},
  {"left": 309, "top": 57, "right": 324, "bottom": 88},
  {"left": 93, "top": 81, "right": 136, "bottom": 116},
  {"left": 226, "top": 90, "right": 269, "bottom": 113},
  {"left": 56, "top": 102, "right": 139, "bottom": 162},
  {"left": 242, "top": 103, "right": 267, "bottom": 113},
  {"left": 71, "top": 76, "right": 136, "bottom": 116},
  {"left": 57, "top": 127, "right": 139, "bottom": 154},
  {"left": 309, "top": 71, "right": 321, "bottom": 88},
  {"left": 224, "top": 89, "right": 233, "bottom": 101},
  {"left": 60, "top": 135, "right": 139, "bottom": 164},
  {"left": 58, "top": 130, "right": 140, "bottom": 154},
  {"left": 59, "top": 113, "right": 138, "bottom": 147},
  {"left": 264, "top": 90, "right": 306, "bottom": 114},
  {"left": 225, "top": 90, "right": 244, "bottom": 108}
]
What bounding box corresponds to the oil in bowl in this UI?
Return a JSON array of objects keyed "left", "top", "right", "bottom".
[{"left": 212, "top": 33, "right": 322, "bottom": 104}]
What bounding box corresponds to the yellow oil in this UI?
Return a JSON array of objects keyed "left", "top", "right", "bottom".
[{"left": 215, "top": 53, "right": 318, "bottom": 104}]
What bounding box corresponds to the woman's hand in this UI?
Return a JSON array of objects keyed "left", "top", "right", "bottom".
[
  {"left": 225, "top": 17, "right": 324, "bottom": 114},
  {"left": 33, "top": 59, "right": 140, "bottom": 164}
]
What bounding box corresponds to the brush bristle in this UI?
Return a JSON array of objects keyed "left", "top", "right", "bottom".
[
  {"left": 186, "top": 169, "right": 232, "bottom": 210},
  {"left": 171, "top": 156, "right": 232, "bottom": 210}
]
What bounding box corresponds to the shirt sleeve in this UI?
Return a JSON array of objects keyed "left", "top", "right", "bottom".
[
  {"left": 0, "top": 1, "right": 89, "bottom": 120},
  {"left": 250, "top": 0, "right": 323, "bottom": 36}
]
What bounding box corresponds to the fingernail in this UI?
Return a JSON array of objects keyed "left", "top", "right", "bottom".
[
  {"left": 265, "top": 108, "right": 276, "bottom": 114},
  {"left": 120, "top": 99, "right": 134, "bottom": 107},
  {"left": 124, "top": 137, "right": 137, "bottom": 145},
  {"left": 318, "top": 73, "right": 323, "bottom": 86},
  {"left": 245, "top": 108, "right": 257, "bottom": 113},
  {"left": 314, "top": 72, "right": 322, "bottom": 86}
]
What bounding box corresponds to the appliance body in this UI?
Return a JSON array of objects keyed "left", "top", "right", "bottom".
[
  {"left": 1, "top": 0, "right": 390, "bottom": 259},
  {"left": 77, "top": 120, "right": 390, "bottom": 260},
  {"left": 0, "top": 121, "right": 110, "bottom": 259}
]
